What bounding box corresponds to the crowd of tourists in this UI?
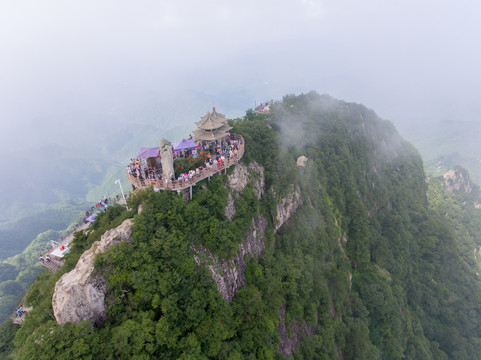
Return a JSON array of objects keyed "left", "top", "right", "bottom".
[
  {"left": 127, "top": 136, "right": 243, "bottom": 189},
  {"left": 127, "top": 158, "right": 161, "bottom": 181}
]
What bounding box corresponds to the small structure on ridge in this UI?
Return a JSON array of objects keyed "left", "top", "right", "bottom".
[{"left": 193, "top": 107, "right": 232, "bottom": 152}]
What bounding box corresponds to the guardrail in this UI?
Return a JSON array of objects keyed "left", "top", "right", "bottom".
[{"left": 127, "top": 134, "right": 245, "bottom": 192}]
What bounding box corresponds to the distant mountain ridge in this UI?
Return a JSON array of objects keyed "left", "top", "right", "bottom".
[{"left": 402, "top": 119, "right": 481, "bottom": 185}]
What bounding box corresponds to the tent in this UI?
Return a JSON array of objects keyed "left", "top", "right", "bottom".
[
  {"left": 86, "top": 213, "right": 97, "bottom": 223},
  {"left": 51, "top": 245, "right": 70, "bottom": 258},
  {"left": 136, "top": 147, "right": 160, "bottom": 158},
  {"left": 172, "top": 138, "right": 197, "bottom": 151}
]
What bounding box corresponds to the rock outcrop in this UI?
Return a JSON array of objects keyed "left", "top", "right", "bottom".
[
  {"left": 225, "top": 193, "right": 236, "bottom": 221},
  {"left": 192, "top": 215, "right": 268, "bottom": 302},
  {"left": 278, "top": 306, "right": 315, "bottom": 356},
  {"left": 225, "top": 161, "right": 265, "bottom": 220},
  {"left": 160, "top": 138, "right": 174, "bottom": 180},
  {"left": 443, "top": 166, "right": 473, "bottom": 193},
  {"left": 296, "top": 155, "right": 308, "bottom": 167},
  {"left": 52, "top": 219, "right": 133, "bottom": 326},
  {"left": 274, "top": 185, "right": 302, "bottom": 232},
  {"left": 226, "top": 161, "right": 265, "bottom": 200}
]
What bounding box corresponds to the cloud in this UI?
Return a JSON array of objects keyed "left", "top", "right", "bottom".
[{"left": 1, "top": 0, "right": 481, "bottom": 156}]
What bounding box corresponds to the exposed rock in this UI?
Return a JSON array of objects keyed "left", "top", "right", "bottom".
[
  {"left": 227, "top": 163, "right": 249, "bottom": 192},
  {"left": 52, "top": 219, "right": 133, "bottom": 326},
  {"left": 274, "top": 185, "right": 302, "bottom": 232},
  {"left": 226, "top": 161, "right": 265, "bottom": 200},
  {"left": 225, "top": 192, "right": 236, "bottom": 220},
  {"left": 443, "top": 166, "right": 473, "bottom": 193},
  {"left": 225, "top": 162, "right": 265, "bottom": 219},
  {"left": 296, "top": 155, "right": 308, "bottom": 167},
  {"left": 278, "top": 306, "right": 315, "bottom": 356},
  {"left": 249, "top": 162, "right": 265, "bottom": 200},
  {"left": 192, "top": 215, "right": 268, "bottom": 302},
  {"left": 181, "top": 187, "right": 191, "bottom": 202},
  {"left": 160, "top": 138, "right": 174, "bottom": 180}
]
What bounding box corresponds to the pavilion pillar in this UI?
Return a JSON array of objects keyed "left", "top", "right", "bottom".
[{"left": 189, "top": 185, "right": 193, "bottom": 200}]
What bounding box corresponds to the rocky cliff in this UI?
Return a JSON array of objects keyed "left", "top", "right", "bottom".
[
  {"left": 225, "top": 161, "right": 265, "bottom": 220},
  {"left": 194, "top": 161, "right": 303, "bottom": 301},
  {"left": 192, "top": 215, "right": 268, "bottom": 302},
  {"left": 226, "top": 161, "right": 264, "bottom": 197},
  {"left": 274, "top": 185, "right": 302, "bottom": 232},
  {"left": 52, "top": 219, "right": 133, "bottom": 326},
  {"left": 443, "top": 166, "right": 473, "bottom": 193}
]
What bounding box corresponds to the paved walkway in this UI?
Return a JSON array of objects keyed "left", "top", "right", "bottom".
[{"left": 39, "top": 222, "right": 91, "bottom": 272}]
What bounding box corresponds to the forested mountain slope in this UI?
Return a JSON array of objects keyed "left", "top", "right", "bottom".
[{"left": 3, "top": 92, "right": 481, "bottom": 359}]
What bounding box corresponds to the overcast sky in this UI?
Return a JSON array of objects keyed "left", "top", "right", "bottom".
[{"left": 1, "top": 0, "right": 481, "bottom": 153}]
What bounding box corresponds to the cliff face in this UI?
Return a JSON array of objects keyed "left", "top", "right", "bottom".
[
  {"left": 226, "top": 161, "right": 265, "bottom": 197},
  {"left": 52, "top": 219, "right": 133, "bottom": 326},
  {"left": 195, "top": 160, "right": 302, "bottom": 302},
  {"left": 278, "top": 306, "right": 315, "bottom": 356},
  {"left": 443, "top": 166, "right": 473, "bottom": 193},
  {"left": 192, "top": 215, "right": 268, "bottom": 302},
  {"left": 225, "top": 161, "right": 265, "bottom": 220},
  {"left": 274, "top": 185, "right": 302, "bottom": 232}
]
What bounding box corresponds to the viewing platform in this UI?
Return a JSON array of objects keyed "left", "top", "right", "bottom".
[{"left": 127, "top": 133, "right": 245, "bottom": 193}]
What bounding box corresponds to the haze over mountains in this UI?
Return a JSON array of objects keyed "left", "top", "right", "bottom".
[
  {"left": 1, "top": 2, "right": 481, "bottom": 357},
  {"left": 2, "top": 1, "right": 481, "bottom": 153}
]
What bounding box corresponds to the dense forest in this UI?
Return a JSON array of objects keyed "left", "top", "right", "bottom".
[{"left": 2, "top": 92, "right": 481, "bottom": 359}]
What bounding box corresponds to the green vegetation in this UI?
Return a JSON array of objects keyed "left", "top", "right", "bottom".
[
  {"left": 4, "top": 92, "right": 481, "bottom": 359},
  {"left": 0, "top": 203, "right": 88, "bottom": 324},
  {"left": 0, "top": 320, "right": 18, "bottom": 360},
  {"left": 0, "top": 202, "right": 87, "bottom": 261}
]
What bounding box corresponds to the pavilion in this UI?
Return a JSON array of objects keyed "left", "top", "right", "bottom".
[
  {"left": 126, "top": 107, "right": 244, "bottom": 199},
  {"left": 193, "top": 107, "right": 232, "bottom": 152}
]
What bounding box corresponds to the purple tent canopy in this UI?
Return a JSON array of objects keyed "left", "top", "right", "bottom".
[
  {"left": 172, "top": 138, "right": 197, "bottom": 151},
  {"left": 136, "top": 147, "right": 160, "bottom": 158}
]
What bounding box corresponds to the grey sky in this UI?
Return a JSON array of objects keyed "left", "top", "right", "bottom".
[{"left": 1, "top": 0, "right": 481, "bottom": 153}]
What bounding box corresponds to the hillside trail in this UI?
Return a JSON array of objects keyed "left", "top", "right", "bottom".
[
  {"left": 58, "top": 222, "right": 91, "bottom": 248},
  {"left": 39, "top": 222, "right": 91, "bottom": 272}
]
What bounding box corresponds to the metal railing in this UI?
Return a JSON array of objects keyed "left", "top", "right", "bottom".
[{"left": 127, "top": 134, "right": 245, "bottom": 191}]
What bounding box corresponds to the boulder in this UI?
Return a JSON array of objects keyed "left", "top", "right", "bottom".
[{"left": 52, "top": 219, "right": 133, "bottom": 326}]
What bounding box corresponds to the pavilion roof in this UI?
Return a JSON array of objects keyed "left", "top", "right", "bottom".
[
  {"left": 193, "top": 124, "right": 232, "bottom": 141},
  {"left": 195, "top": 107, "right": 228, "bottom": 130}
]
